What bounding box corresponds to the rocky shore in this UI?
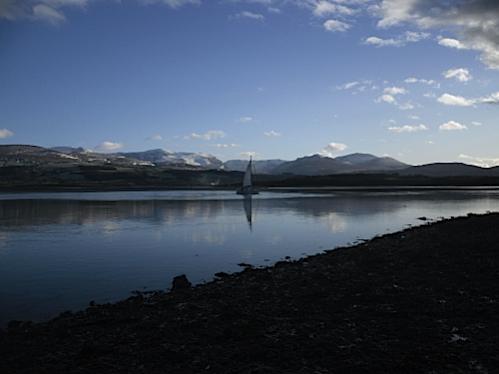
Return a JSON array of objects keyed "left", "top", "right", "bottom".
[{"left": 1, "top": 213, "right": 499, "bottom": 373}]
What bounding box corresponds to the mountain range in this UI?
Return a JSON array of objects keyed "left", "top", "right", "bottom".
[{"left": 1, "top": 144, "right": 499, "bottom": 177}]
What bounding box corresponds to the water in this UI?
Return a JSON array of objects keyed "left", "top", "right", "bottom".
[{"left": 1, "top": 189, "right": 499, "bottom": 325}]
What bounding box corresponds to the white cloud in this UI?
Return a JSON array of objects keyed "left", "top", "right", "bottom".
[
  {"left": 404, "top": 31, "right": 429, "bottom": 42},
  {"left": 388, "top": 124, "right": 428, "bottom": 133},
  {"left": 471, "top": 121, "right": 483, "bottom": 127},
  {"left": 238, "top": 116, "right": 254, "bottom": 123},
  {"left": 443, "top": 68, "right": 472, "bottom": 82},
  {"left": 439, "top": 121, "right": 467, "bottom": 131},
  {"left": 32, "top": 4, "right": 66, "bottom": 25},
  {"left": 240, "top": 151, "right": 257, "bottom": 158},
  {"left": 0, "top": 128, "right": 14, "bottom": 139},
  {"left": 186, "top": 130, "right": 226, "bottom": 140},
  {"left": 404, "top": 77, "right": 437, "bottom": 85},
  {"left": 319, "top": 142, "right": 347, "bottom": 157},
  {"left": 459, "top": 154, "right": 499, "bottom": 168},
  {"left": 337, "top": 81, "right": 359, "bottom": 90},
  {"left": 398, "top": 102, "right": 415, "bottom": 110},
  {"left": 140, "top": 0, "right": 200, "bottom": 8},
  {"left": 438, "top": 38, "right": 467, "bottom": 50},
  {"left": 313, "top": 1, "right": 355, "bottom": 17},
  {"left": 95, "top": 141, "right": 123, "bottom": 152},
  {"left": 148, "top": 134, "right": 163, "bottom": 141},
  {"left": 323, "top": 19, "right": 350, "bottom": 32},
  {"left": 365, "top": 36, "right": 401, "bottom": 47},
  {"left": 480, "top": 92, "right": 499, "bottom": 104},
  {"left": 376, "top": 90, "right": 416, "bottom": 110},
  {"left": 230, "top": 11, "right": 265, "bottom": 21},
  {"left": 437, "top": 93, "right": 474, "bottom": 107},
  {"left": 264, "top": 130, "right": 281, "bottom": 137},
  {"left": 365, "top": 31, "right": 429, "bottom": 47},
  {"left": 336, "top": 80, "right": 375, "bottom": 93},
  {"left": 377, "top": 94, "right": 396, "bottom": 104},
  {"left": 437, "top": 91, "right": 499, "bottom": 106},
  {"left": 408, "top": 114, "right": 420, "bottom": 120},
  {"left": 384, "top": 86, "right": 406, "bottom": 95},
  {"left": 213, "top": 143, "right": 239, "bottom": 148}
]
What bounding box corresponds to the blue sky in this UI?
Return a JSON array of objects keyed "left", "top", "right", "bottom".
[{"left": 1, "top": 0, "right": 499, "bottom": 165}]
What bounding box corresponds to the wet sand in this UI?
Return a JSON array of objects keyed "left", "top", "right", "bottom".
[{"left": 1, "top": 213, "right": 498, "bottom": 373}]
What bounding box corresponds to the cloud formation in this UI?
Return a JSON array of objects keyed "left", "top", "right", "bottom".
[
  {"left": 0, "top": 0, "right": 199, "bottom": 24},
  {"left": 238, "top": 116, "right": 254, "bottom": 123},
  {"left": 313, "top": 1, "right": 355, "bottom": 17},
  {"left": 319, "top": 142, "right": 347, "bottom": 157},
  {"left": 240, "top": 151, "right": 257, "bottom": 158},
  {"left": 323, "top": 19, "right": 350, "bottom": 32},
  {"left": 364, "top": 31, "right": 429, "bottom": 47},
  {"left": 459, "top": 154, "right": 499, "bottom": 168},
  {"left": 404, "top": 77, "right": 437, "bottom": 85},
  {"left": 437, "top": 91, "right": 499, "bottom": 106},
  {"left": 443, "top": 68, "right": 472, "bottom": 82},
  {"left": 186, "top": 130, "right": 226, "bottom": 140},
  {"left": 95, "top": 141, "right": 123, "bottom": 152},
  {"left": 0, "top": 128, "right": 14, "bottom": 139},
  {"left": 384, "top": 86, "right": 406, "bottom": 95},
  {"left": 148, "top": 134, "right": 163, "bottom": 141},
  {"left": 388, "top": 124, "right": 428, "bottom": 133},
  {"left": 437, "top": 93, "right": 474, "bottom": 107},
  {"left": 264, "top": 130, "right": 281, "bottom": 137},
  {"left": 213, "top": 143, "right": 239, "bottom": 148},
  {"left": 376, "top": 0, "right": 499, "bottom": 69},
  {"left": 439, "top": 121, "right": 467, "bottom": 131},
  {"left": 230, "top": 11, "right": 265, "bottom": 21}
]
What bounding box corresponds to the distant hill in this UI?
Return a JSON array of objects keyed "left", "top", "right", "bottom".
[
  {"left": 51, "top": 146, "right": 86, "bottom": 154},
  {"left": 0, "top": 145, "right": 223, "bottom": 170},
  {"left": 272, "top": 153, "right": 409, "bottom": 176},
  {"left": 4, "top": 145, "right": 499, "bottom": 179},
  {"left": 398, "top": 163, "right": 499, "bottom": 177},
  {"left": 222, "top": 159, "right": 287, "bottom": 174},
  {"left": 120, "top": 149, "right": 223, "bottom": 169},
  {"left": 0, "top": 145, "right": 79, "bottom": 165}
]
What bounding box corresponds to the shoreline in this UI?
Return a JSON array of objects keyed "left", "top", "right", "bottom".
[
  {"left": 2, "top": 213, "right": 499, "bottom": 373},
  {"left": 1, "top": 185, "right": 499, "bottom": 194}
]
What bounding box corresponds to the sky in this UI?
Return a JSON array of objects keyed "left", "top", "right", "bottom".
[{"left": 1, "top": 0, "right": 499, "bottom": 166}]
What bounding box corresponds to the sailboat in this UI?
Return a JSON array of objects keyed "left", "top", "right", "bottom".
[{"left": 236, "top": 157, "right": 259, "bottom": 196}]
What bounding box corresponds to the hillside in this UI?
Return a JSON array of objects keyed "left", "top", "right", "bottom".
[
  {"left": 273, "top": 153, "right": 409, "bottom": 176},
  {"left": 398, "top": 163, "right": 499, "bottom": 177},
  {"left": 222, "top": 159, "right": 287, "bottom": 174}
]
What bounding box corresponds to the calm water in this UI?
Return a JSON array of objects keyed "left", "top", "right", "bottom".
[{"left": 1, "top": 189, "right": 499, "bottom": 325}]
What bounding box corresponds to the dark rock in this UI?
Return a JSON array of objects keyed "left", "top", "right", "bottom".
[
  {"left": 237, "top": 263, "right": 253, "bottom": 268},
  {"left": 214, "top": 272, "right": 230, "bottom": 278},
  {"left": 171, "top": 274, "right": 192, "bottom": 291}
]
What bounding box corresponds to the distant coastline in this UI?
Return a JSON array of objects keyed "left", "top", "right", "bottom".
[{"left": 2, "top": 184, "right": 499, "bottom": 194}]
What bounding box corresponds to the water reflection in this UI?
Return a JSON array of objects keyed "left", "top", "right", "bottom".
[
  {"left": 243, "top": 197, "right": 253, "bottom": 231},
  {"left": 2, "top": 191, "right": 495, "bottom": 230},
  {"left": 1, "top": 190, "right": 499, "bottom": 325}
]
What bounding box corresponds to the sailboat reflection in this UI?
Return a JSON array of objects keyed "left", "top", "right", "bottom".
[{"left": 243, "top": 196, "right": 253, "bottom": 231}]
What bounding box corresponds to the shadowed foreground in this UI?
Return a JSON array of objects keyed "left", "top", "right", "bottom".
[{"left": 1, "top": 213, "right": 499, "bottom": 373}]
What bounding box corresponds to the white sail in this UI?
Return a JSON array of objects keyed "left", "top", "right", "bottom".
[{"left": 242, "top": 159, "right": 252, "bottom": 188}]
